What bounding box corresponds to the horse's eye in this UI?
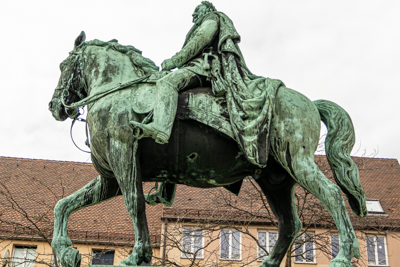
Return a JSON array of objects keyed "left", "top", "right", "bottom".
[
  {"left": 59, "top": 62, "right": 66, "bottom": 71},
  {"left": 59, "top": 59, "right": 69, "bottom": 71}
]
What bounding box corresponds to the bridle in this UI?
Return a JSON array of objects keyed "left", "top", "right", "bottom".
[
  {"left": 55, "top": 44, "right": 152, "bottom": 153},
  {"left": 58, "top": 45, "right": 151, "bottom": 111},
  {"left": 56, "top": 46, "right": 91, "bottom": 153},
  {"left": 58, "top": 47, "right": 88, "bottom": 119}
]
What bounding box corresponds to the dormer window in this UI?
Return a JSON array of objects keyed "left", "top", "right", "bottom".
[{"left": 366, "top": 199, "right": 384, "bottom": 214}]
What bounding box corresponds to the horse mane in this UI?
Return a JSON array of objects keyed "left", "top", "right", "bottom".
[{"left": 79, "top": 39, "right": 159, "bottom": 75}]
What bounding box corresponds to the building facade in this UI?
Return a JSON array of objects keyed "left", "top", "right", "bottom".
[{"left": 0, "top": 156, "right": 399, "bottom": 267}]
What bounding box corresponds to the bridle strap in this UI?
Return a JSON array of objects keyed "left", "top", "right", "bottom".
[
  {"left": 60, "top": 49, "right": 87, "bottom": 111},
  {"left": 70, "top": 117, "right": 91, "bottom": 153},
  {"left": 62, "top": 74, "right": 151, "bottom": 109}
]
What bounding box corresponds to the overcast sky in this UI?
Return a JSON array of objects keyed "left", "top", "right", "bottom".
[{"left": 0, "top": 0, "right": 399, "bottom": 163}]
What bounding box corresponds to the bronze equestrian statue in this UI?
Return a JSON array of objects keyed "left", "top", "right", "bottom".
[{"left": 48, "top": 2, "right": 367, "bottom": 267}]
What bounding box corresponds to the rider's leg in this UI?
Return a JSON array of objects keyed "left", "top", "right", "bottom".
[{"left": 130, "top": 69, "right": 206, "bottom": 144}]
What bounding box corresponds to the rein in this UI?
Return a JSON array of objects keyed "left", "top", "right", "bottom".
[
  {"left": 61, "top": 74, "right": 151, "bottom": 110},
  {"left": 70, "top": 116, "right": 91, "bottom": 153},
  {"left": 59, "top": 44, "right": 151, "bottom": 110},
  {"left": 59, "top": 44, "right": 152, "bottom": 154}
]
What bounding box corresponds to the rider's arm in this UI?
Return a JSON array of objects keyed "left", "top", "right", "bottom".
[{"left": 171, "top": 18, "right": 218, "bottom": 68}]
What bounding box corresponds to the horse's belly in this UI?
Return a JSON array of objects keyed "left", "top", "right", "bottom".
[{"left": 139, "top": 119, "right": 254, "bottom": 187}]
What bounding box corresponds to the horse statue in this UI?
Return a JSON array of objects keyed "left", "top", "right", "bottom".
[{"left": 48, "top": 32, "right": 367, "bottom": 267}]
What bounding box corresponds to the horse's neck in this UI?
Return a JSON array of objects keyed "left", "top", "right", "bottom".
[{"left": 84, "top": 46, "right": 142, "bottom": 96}]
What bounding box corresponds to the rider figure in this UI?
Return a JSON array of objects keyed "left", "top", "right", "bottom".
[{"left": 130, "top": 1, "right": 219, "bottom": 144}]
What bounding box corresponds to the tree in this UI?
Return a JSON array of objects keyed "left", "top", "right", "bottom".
[
  {"left": 0, "top": 158, "right": 139, "bottom": 267},
  {"left": 151, "top": 155, "right": 400, "bottom": 267}
]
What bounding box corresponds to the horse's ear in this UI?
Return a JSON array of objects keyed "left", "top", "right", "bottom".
[{"left": 74, "top": 31, "right": 86, "bottom": 48}]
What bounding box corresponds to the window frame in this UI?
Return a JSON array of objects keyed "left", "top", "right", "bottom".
[
  {"left": 180, "top": 228, "right": 204, "bottom": 259},
  {"left": 293, "top": 233, "right": 316, "bottom": 264},
  {"left": 219, "top": 229, "right": 242, "bottom": 261},
  {"left": 11, "top": 246, "right": 37, "bottom": 267},
  {"left": 331, "top": 233, "right": 340, "bottom": 260},
  {"left": 257, "top": 230, "right": 278, "bottom": 261},
  {"left": 91, "top": 250, "right": 115, "bottom": 265},
  {"left": 366, "top": 199, "right": 385, "bottom": 214},
  {"left": 366, "top": 235, "right": 389, "bottom": 266}
]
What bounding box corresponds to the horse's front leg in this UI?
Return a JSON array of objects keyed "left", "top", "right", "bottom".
[
  {"left": 108, "top": 137, "right": 151, "bottom": 266},
  {"left": 52, "top": 175, "right": 121, "bottom": 267}
]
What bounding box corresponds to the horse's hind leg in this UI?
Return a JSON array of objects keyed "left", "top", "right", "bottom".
[
  {"left": 256, "top": 163, "right": 302, "bottom": 267},
  {"left": 145, "top": 182, "right": 177, "bottom": 207},
  {"left": 108, "top": 138, "right": 151, "bottom": 266},
  {"left": 52, "top": 175, "right": 121, "bottom": 267},
  {"left": 286, "top": 156, "right": 359, "bottom": 267}
]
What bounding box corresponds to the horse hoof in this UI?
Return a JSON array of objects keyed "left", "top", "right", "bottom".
[
  {"left": 329, "top": 258, "right": 352, "bottom": 267},
  {"left": 119, "top": 243, "right": 152, "bottom": 266},
  {"left": 119, "top": 254, "right": 139, "bottom": 266},
  {"left": 352, "top": 240, "right": 361, "bottom": 259},
  {"left": 60, "top": 247, "right": 81, "bottom": 267}
]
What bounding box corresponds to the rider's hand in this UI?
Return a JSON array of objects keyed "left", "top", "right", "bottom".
[{"left": 161, "top": 59, "right": 175, "bottom": 71}]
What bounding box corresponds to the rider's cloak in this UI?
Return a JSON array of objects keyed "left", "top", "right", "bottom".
[{"left": 176, "top": 11, "right": 284, "bottom": 168}]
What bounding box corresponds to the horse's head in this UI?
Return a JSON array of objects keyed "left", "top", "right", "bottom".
[
  {"left": 49, "top": 31, "right": 160, "bottom": 121},
  {"left": 49, "top": 32, "right": 87, "bottom": 121}
]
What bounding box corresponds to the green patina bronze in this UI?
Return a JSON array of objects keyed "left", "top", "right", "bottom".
[{"left": 48, "top": 2, "right": 367, "bottom": 267}]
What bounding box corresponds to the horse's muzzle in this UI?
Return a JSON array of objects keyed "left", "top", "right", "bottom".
[{"left": 49, "top": 99, "right": 68, "bottom": 121}]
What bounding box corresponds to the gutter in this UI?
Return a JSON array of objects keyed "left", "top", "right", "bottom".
[
  {"left": 161, "top": 218, "right": 168, "bottom": 265},
  {"left": 0, "top": 236, "right": 160, "bottom": 248}
]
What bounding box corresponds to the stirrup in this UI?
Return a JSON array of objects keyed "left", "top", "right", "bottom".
[
  {"left": 155, "top": 132, "right": 169, "bottom": 144},
  {"left": 129, "top": 121, "right": 169, "bottom": 144}
]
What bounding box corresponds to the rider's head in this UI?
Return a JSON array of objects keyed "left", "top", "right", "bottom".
[{"left": 192, "top": 1, "right": 216, "bottom": 24}]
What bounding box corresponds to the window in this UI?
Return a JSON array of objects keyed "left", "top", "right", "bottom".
[
  {"left": 257, "top": 231, "right": 278, "bottom": 261},
  {"left": 294, "top": 233, "right": 315, "bottom": 263},
  {"left": 220, "top": 230, "right": 241, "bottom": 260},
  {"left": 181, "top": 228, "right": 204, "bottom": 259},
  {"left": 366, "top": 235, "right": 388, "bottom": 266},
  {"left": 12, "top": 246, "right": 37, "bottom": 267},
  {"left": 331, "top": 234, "right": 340, "bottom": 259},
  {"left": 91, "top": 250, "right": 114, "bottom": 265},
  {"left": 366, "top": 199, "right": 384, "bottom": 214}
]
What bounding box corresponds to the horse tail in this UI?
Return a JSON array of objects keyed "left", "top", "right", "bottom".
[{"left": 314, "top": 100, "right": 368, "bottom": 217}]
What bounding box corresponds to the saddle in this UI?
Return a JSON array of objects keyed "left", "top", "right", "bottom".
[
  {"left": 176, "top": 87, "right": 234, "bottom": 140},
  {"left": 131, "top": 84, "right": 235, "bottom": 141}
]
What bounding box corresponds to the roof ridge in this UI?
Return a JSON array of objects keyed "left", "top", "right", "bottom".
[{"left": 0, "top": 156, "right": 92, "bottom": 165}]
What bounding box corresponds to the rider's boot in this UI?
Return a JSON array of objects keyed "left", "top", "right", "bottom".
[{"left": 130, "top": 81, "right": 178, "bottom": 144}]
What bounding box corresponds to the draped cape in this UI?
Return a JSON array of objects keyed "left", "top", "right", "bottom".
[{"left": 183, "top": 12, "right": 284, "bottom": 168}]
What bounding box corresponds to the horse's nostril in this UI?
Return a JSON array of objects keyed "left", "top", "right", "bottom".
[{"left": 48, "top": 101, "right": 53, "bottom": 110}]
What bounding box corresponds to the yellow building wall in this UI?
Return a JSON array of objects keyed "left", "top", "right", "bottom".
[
  {"left": 386, "top": 233, "right": 400, "bottom": 266},
  {"left": 0, "top": 239, "right": 159, "bottom": 267},
  {"left": 163, "top": 222, "right": 286, "bottom": 267},
  {"left": 1, "top": 224, "right": 399, "bottom": 266},
  {"left": 163, "top": 222, "right": 400, "bottom": 267},
  {"left": 0, "top": 240, "right": 53, "bottom": 267}
]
